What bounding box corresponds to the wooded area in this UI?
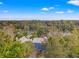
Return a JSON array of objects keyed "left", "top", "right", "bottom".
[{"left": 0, "top": 20, "right": 79, "bottom": 58}]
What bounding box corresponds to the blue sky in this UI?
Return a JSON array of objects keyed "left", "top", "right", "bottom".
[{"left": 0, "top": 0, "right": 79, "bottom": 20}]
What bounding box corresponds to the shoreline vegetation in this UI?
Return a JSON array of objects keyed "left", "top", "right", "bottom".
[{"left": 0, "top": 20, "right": 79, "bottom": 58}]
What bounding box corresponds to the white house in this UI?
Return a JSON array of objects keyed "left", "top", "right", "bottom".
[
  {"left": 32, "top": 38, "right": 43, "bottom": 43},
  {"left": 17, "top": 35, "right": 48, "bottom": 43},
  {"left": 32, "top": 37, "right": 48, "bottom": 43},
  {"left": 19, "top": 36, "right": 32, "bottom": 43}
]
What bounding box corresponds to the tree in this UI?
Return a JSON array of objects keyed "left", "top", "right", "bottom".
[
  {"left": 64, "top": 28, "right": 79, "bottom": 57},
  {"left": 0, "top": 29, "right": 34, "bottom": 58},
  {"left": 45, "top": 35, "right": 66, "bottom": 58}
]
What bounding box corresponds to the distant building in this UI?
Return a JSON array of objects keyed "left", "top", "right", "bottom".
[{"left": 48, "top": 32, "right": 71, "bottom": 36}]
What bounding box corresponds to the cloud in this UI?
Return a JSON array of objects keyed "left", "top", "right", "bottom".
[
  {"left": 68, "top": 0, "right": 79, "bottom": 6},
  {"left": 67, "top": 10, "right": 74, "bottom": 13},
  {"left": 49, "top": 7, "right": 55, "bottom": 10},
  {"left": 41, "top": 8, "right": 49, "bottom": 11},
  {"left": 55, "top": 11, "right": 64, "bottom": 14},
  {"left": 0, "top": 2, "right": 3, "bottom": 5},
  {"left": 55, "top": 10, "right": 74, "bottom": 14},
  {"left": 41, "top": 7, "right": 54, "bottom": 12}
]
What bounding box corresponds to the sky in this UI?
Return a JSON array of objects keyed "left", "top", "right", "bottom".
[{"left": 0, "top": 0, "right": 79, "bottom": 20}]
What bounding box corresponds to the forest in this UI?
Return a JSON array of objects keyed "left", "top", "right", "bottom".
[{"left": 0, "top": 20, "right": 79, "bottom": 58}]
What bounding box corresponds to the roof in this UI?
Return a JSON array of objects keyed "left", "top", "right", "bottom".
[
  {"left": 19, "top": 36, "right": 32, "bottom": 43},
  {"left": 32, "top": 38, "right": 44, "bottom": 43}
]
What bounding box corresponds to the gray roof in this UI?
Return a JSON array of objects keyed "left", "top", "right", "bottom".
[{"left": 32, "top": 38, "right": 42, "bottom": 43}]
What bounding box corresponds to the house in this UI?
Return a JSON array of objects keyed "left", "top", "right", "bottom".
[
  {"left": 32, "top": 38, "right": 43, "bottom": 43},
  {"left": 19, "top": 36, "right": 32, "bottom": 43},
  {"left": 48, "top": 32, "right": 71, "bottom": 37},
  {"left": 26, "top": 34, "right": 33, "bottom": 39},
  {"left": 18, "top": 35, "right": 48, "bottom": 50},
  {"left": 18, "top": 35, "right": 48, "bottom": 43},
  {"left": 32, "top": 37, "right": 48, "bottom": 51},
  {"left": 63, "top": 32, "right": 71, "bottom": 36},
  {"left": 33, "top": 36, "right": 48, "bottom": 43}
]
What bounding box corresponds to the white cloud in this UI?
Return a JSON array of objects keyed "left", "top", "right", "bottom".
[
  {"left": 41, "top": 8, "right": 49, "bottom": 11},
  {"left": 49, "top": 7, "right": 55, "bottom": 10},
  {"left": 55, "top": 11, "right": 64, "bottom": 14},
  {"left": 41, "top": 7, "right": 54, "bottom": 12},
  {"left": 68, "top": 0, "right": 79, "bottom": 6},
  {"left": 67, "top": 10, "right": 74, "bottom": 13},
  {"left": 0, "top": 2, "right": 3, "bottom": 5}
]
